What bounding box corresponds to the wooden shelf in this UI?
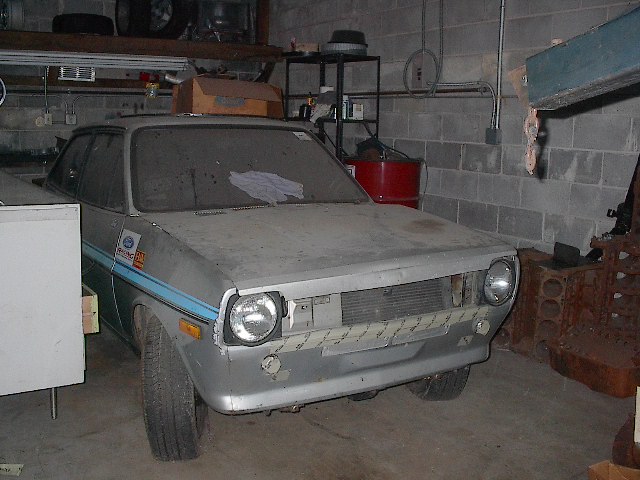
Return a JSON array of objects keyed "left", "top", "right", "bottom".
[{"left": 0, "top": 31, "right": 282, "bottom": 63}]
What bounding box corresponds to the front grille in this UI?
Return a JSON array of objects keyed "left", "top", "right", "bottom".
[{"left": 341, "top": 278, "right": 450, "bottom": 325}]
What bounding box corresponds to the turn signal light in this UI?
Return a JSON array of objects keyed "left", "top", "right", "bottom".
[{"left": 179, "top": 319, "right": 202, "bottom": 340}]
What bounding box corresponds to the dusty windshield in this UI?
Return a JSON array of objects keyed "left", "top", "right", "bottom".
[{"left": 131, "top": 125, "right": 368, "bottom": 212}]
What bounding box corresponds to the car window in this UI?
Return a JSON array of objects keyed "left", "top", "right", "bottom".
[
  {"left": 131, "top": 126, "right": 369, "bottom": 212},
  {"left": 77, "top": 133, "right": 125, "bottom": 212},
  {"left": 48, "top": 134, "right": 92, "bottom": 197}
]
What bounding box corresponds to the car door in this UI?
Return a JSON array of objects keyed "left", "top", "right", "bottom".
[{"left": 75, "top": 130, "right": 127, "bottom": 333}]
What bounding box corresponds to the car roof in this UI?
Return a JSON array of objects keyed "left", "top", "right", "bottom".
[{"left": 85, "top": 114, "right": 294, "bottom": 131}]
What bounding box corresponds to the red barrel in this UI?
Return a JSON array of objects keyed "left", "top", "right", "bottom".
[{"left": 346, "top": 156, "right": 421, "bottom": 209}]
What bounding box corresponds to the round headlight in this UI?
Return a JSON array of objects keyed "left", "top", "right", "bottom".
[
  {"left": 483, "top": 260, "right": 515, "bottom": 306},
  {"left": 229, "top": 293, "right": 279, "bottom": 345}
]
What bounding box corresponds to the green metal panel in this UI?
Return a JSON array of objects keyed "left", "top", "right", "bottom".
[{"left": 526, "top": 7, "right": 640, "bottom": 110}]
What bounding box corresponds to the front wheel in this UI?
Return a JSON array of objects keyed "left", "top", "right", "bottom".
[
  {"left": 142, "top": 315, "right": 208, "bottom": 461},
  {"left": 406, "top": 366, "right": 470, "bottom": 401}
]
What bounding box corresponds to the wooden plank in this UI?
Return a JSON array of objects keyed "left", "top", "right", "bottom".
[
  {"left": 0, "top": 31, "right": 282, "bottom": 63},
  {"left": 526, "top": 6, "right": 640, "bottom": 110}
]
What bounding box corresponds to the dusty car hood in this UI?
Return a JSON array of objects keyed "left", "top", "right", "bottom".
[{"left": 142, "top": 203, "right": 514, "bottom": 293}]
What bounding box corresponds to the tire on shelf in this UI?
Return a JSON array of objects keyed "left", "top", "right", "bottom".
[
  {"left": 142, "top": 314, "right": 208, "bottom": 461},
  {"left": 52, "top": 13, "right": 114, "bottom": 35},
  {"left": 116, "top": 0, "right": 192, "bottom": 39},
  {"left": 115, "top": 0, "right": 151, "bottom": 37},
  {"left": 406, "top": 366, "right": 470, "bottom": 401}
]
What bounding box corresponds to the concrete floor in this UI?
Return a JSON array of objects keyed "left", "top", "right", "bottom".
[{"left": 0, "top": 327, "right": 634, "bottom": 480}]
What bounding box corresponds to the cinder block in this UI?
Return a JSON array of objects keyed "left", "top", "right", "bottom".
[
  {"left": 366, "top": 37, "right": 394, "bottom": 60},
  {"left": 602, "top": 152, "right": 638, "bottom": 187},
  {"left": 530, "top": 0, "right": 580, "bottom": 13},
  {"left": 379, "top": 111, "right": 408, "bottom": 137},
  {"left": 498, "top": 206, "right": 543, "bottom": 240},
  {"left": 602, "top": 93, "right": 640, "bottom": 116},
  {"left": 551, "top": 8, "right": 607, "bottom": 41},
  {"left": 521, "top": 178, "right": 570, "bottom": 215},
  {"left": 608, "top": 4, "right": 640, "bottom": 21},
  {"left": 441, "top": 55, "right": 484, "bottom": 84},
  {"left": 62, "top": 0, "right": 104, "bottom": 15},
  {"left": 518, "top": 238, "right": 553, "bottom": 253},
  {"left": 569, "top": 184, "right": 626, "bottom": 219},
  {"left": 442, "top": 114, "right": 488, "bottom": 143},
  {"left": 23, "top": 0, "right": 59, "bottom": 17},
  {"left": 504, "top": 15, "right": 553, "bottom": 49},
  {"left": 392, "top": 32, "right": 423, "bottom": 61},
  {"left": 393, "top": 139, "right": 426, "bottom": 160},
  {"left": 394, "top": 97, "right": 428, "bottom": 114},
  {"left": 443, "top": 0, "right": 488, "bottom": 26},
  {"left": 548, "top": 149, "right": 603, "bottom": 184},
  {"left": 500, "top": 115, "right": 526, "bottom": 145},
  {"left": 543, "top": 214, "right": 596, "bottom": 252},
  {"left": 379, "top": 6, "right": 423, "bottom": 36},
  {"left": 462, "top": 143, "right": 501, "bottom": 174},
  {"left": 424, "top": 167, "right": 442, "bottom": 195},
  {"left": 379, "top": 61, "right": 406, "bottom": 90},
  {"left": 573, "top": 114, "right": 633, "bottom": 151},
  {"left": 458, "top": 200, "right": 498, "bottom": 232},
  {"left": 502, "top": 145, "right": 548, "bottom": 178},
  {"left": 408, "top": 113, "right": 442, "bottom": 140},
  {"left": 19, "top": 131, "right": 63, "bottom": 150},
  {"left": 423, "top": 194, "right": 458, "bottom": 222},
  {"left": 505, "top": 0, "right": 530, "bottom": 18},
  {"left": 538, "top": 113, "right": 574, "bottom": 148},
  {"left": 0, "top": 131, "right": 20, "bottom": 152},
  {"left": 443, "top": 22, "right": 499, "bottom": 56},
  {"left": 478, "top": 173, "right": 522, "bottom": 206},
  {"left": 425, "top": 141, "right": 462, "bottom": 169},
  {"left": 440, "top": 169, "right": 478, "bottom": 201}
]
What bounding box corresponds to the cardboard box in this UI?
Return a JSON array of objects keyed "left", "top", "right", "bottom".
[
  {"left": 589, "top": 461, "right": 640, "bottom": 480},
  {"left": 172, "top": 77, "right": 284, "bottom": 119},
  {"left": 82, "top": 284, "right": 99, "bottom": 335}
]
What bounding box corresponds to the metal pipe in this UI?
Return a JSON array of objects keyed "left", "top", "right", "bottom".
[
  {"left": 288, "top": 86, "right": 496, "bottom": 100},
  {"left": 495, "top": 0, "right": 506, "bottom": 129}
]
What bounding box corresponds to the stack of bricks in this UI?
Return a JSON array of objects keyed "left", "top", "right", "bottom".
[{"left": 497, "top": 248, "right": 602, "bottom": 364}]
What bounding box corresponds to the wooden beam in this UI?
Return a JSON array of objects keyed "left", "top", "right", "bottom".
[
  {"left": 526, "top": 6, "right": 640, "bottom": 110},
  {"left": 0, "top": 31, "right": 282, "bottom": 63}
]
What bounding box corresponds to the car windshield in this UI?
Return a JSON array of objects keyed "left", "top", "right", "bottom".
[{"left": 131, "top": 125, "right": 368, "bottom": 212}]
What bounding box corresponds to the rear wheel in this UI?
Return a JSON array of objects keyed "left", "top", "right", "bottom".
[
  {"left": 142, "top": 314, "right": 208, "bottom": 461},
  {"left": 406, "top": 366, "right": 470, "bottom": 401}
]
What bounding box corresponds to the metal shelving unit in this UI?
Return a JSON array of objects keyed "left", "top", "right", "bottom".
[{"left": 284, "top": 52, "right": 380, "bottom": 161}]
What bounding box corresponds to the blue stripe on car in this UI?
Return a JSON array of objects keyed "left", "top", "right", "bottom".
[{"left": 82, "top": 241, "right": 219, "bottom": 322}]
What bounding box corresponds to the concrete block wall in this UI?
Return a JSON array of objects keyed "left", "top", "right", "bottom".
[{"left": 270, "top": 0, "right": 640, "bottom": 253}]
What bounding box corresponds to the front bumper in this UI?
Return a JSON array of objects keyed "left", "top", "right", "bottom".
[{"left": 198, "top": 303, "right": 511, "bottom": 413}]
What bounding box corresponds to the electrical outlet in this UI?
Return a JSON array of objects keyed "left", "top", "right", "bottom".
[
  {"left": 44, "top": 113, "right": 53, "bottom": 125},
  {"left": 35, "top": 116, "right": 45, "bottom": 127},
  {"left": 412, "top": 55, "right": 423, "bottom": 89},
  {"left": 65, "top": 113, "right": 77, "bottom": 125}
]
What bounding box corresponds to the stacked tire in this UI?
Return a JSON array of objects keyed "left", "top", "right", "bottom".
[{"left": 115, "top": 0, "right": 194, "bottom": 39}]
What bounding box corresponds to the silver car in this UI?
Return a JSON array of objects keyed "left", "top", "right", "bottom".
[{"left": 44, "top": 115, "right": 519, "bottom": 461}]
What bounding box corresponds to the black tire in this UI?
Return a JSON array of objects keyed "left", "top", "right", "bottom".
[
  {"left": 142, "top": 315, "right": 208, "bottom": 461},
  {"left": 116, "top": 0, "right": 192, "bottom": 38},
  {"left": 406, "top": 366, "right": 470, "bottom": 401},
  {"left": 115, "top": 0, "right": 151, "bottom": 37},
  {"left": 347, "top": 390, "right": 378, "bottom": 401},
  {"left": 52, "top": 14, "right": 114, "bottom": 35}
]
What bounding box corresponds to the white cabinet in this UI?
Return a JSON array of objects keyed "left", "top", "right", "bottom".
[{"left": 0, "top": 204, "right": 84, "bottom": 396}]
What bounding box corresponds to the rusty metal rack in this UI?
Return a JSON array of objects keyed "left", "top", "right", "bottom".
[{"left": 548, "top": 172, "right": 640, "bottom": 398}]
